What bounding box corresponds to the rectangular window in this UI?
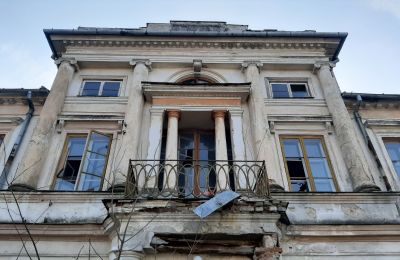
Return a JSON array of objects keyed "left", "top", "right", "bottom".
[
  {"left": 384, "top": 140, "right": 400, "bottom": 178},
  {"left": 81, "top": 80, "right": 121, "bottom": 97},
  {"left": 270, "top": 83, "right": 310, "bottom": 98},
  {"left": 281, "top": 136, "right": 337, "bottom": 192},
  {"left": 54, "top": 132, "right": 112, "bottom": 191}
]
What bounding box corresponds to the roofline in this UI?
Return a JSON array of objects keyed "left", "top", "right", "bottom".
[
  {"left": 0, "top": 87, "right": 49, "bottom": 98},
  {"left": 342, "top": 92, "right": 400, "bottom": 102},
  {"left": 43, "top": 28, "right": 347, "bottom": 60}
]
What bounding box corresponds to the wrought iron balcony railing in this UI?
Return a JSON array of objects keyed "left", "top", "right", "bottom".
[{"left": 125, "top": 160, "right": 269, "bottom": 199}]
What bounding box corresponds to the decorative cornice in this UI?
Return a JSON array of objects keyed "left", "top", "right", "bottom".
[
  {"left": 61, "top": 39, "right": 334, "bottom": 51},
  {"left": 142, "top": 83, "right": 251, "bottom": 102},
  {"left": 129, "top": 59, "right": 152, "bottom": 71}
]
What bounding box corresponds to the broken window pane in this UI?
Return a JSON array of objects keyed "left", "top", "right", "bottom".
[
  {"left": 287, "top": 160, "right": 307, "bottom": 178},
  {"left": 55, "top": 136, "right": 86, "bottom": 191},
  {"left": 291, "top": 180, "right": 309, "bottom": 192}
]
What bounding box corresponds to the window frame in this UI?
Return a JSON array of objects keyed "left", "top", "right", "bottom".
[
  {"left": 0, "top": 134, "right": 5, "bottom": 146},
  {"left": 79, "top": 80, "right": 122, "bottom": 97},
  {"left": 279, "top": 135, "right": 339, "bottom": 192},
  {"left": 52, "top": 131, "right": 112, "bottom": 191},
  {"left": 269, "top": 82, "right": 311, "bottom": 99},
  {"left": 383, "top": 138, "right": 400, "bottom": 178}
]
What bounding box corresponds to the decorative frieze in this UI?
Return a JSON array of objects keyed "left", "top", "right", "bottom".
[{"left": 59, "top": 39, "right": 335, "bottom": 52}]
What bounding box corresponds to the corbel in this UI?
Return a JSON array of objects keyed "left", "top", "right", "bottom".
[
  {"left": 56, "top": 119, "right": 65, "bottom": 134},
  {"left": 118, "top": 120, "right": 127, "bottom": 134},
  {"left": 325, "top": 121, "right": 334, "bottom": 135},
  {"left": 193, "top": 59, "right": 202, "bottom": 77},
  {"left": 269, "top": 121, "right": 275, "bottom": 134}
]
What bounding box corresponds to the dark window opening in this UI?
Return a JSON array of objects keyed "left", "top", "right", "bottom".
[
  {"left": 290, "top": 84, "right": 308, "bottom": 98},
  {"left": 180, "top": 78, "right": 214, "bottom": 84}
]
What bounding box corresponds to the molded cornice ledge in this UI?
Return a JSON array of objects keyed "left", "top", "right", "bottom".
[
  {"left": 241, "top": 61, "right": 263, "bottom": 73},
  {"left": 54, "top": 57, "right": 79, "bottom": 71},
  {"left": 129, "top": 59, "right": 152, "bottom": 71}
]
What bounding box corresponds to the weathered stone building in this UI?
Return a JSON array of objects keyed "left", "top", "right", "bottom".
[{"left": 0, "top": 21, "right": 399, "bottom": 259}]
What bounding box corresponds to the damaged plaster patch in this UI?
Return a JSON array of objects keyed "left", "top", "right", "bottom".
[
  {"left": 305, "top": 206, "right": 317, "bottom": 220},
  {"left": 341, "top": 204, "right": 365, "bottom": 218}
]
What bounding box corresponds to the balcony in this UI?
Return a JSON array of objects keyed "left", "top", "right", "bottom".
[{"left": 125, "top": 160, "right": 270, "bottom": 199}]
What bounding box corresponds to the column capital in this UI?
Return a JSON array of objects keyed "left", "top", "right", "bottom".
[
  {"left": 130, "top": 59, "right": 152, "bottom": 71},
  {"left": 313, "top": 59, "right": 338, "bottom": 73},
  {"left": 167, "top": 110, "right": 180, "bottom": 119},
  {"left": 241, "top": 60, "right": 263, "bottom": 73},
  {"left": 149, "top": 108, "right": 165, "bottom": 117},
  {"left": 229, "top": 109, "right": 244, "bottom": 117},
  {"left": 212, "top": 110, "right": 227, "bottom": 119},
  {"left": 54, "top": 57, "right": 79, "bottom": 71}
]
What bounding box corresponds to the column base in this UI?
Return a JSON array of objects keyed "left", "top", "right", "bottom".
[
  {"left": 8, "top": 183, "right": 35, "bottom": 191},
  {"left": 268, "top": 179, "right": 285, "bottom": 192},
  {"left": 354, "top": 182, "right": 381, "bottom": 192}
]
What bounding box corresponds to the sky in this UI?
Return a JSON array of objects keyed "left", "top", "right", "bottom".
[{"left": 0, "top": 0, "right": 399, "bottom": 94}]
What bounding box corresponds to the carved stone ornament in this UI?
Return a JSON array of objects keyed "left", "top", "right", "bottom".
[
  {"left": 313, "top": 59, "right": 338, "bottom": 74},
  {"left": 241, "top": 61, "right": 263, "bottom": 72},
  {"left": 54, "top": 57, "right": 79, "bottom": 71}
]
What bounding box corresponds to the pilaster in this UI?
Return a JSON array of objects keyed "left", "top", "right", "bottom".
[
  {"left": 112, "top": 59, "right": 151, "bottom": 191},
  {"left": 10, "top": 58, "right": 76, "bottom": 190},
  {"left": 241, "top": 61, "right": 285, "bottom": 191},
  {"left": 314, "top": 60, "right": 380, "bottom": 192}
]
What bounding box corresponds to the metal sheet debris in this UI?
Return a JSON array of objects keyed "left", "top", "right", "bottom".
[{"left": 193, "top": 191, "right": 240, "bottom": 218}]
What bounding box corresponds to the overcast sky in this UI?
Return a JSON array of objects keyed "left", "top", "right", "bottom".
[{"left": 0, "top": 0, "right": 399, "bottom": 94}]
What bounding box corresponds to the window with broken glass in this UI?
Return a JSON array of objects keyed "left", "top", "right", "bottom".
[
  {"left": 280, "top": 136, "right": 338, "bottom": 192},
  {"left": 54, "top": 131, "right": 112, "bottom": 191}
]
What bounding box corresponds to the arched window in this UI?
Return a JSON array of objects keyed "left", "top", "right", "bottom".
[{"left": 179, "top": 77, "right": 216, "bottom": 84}]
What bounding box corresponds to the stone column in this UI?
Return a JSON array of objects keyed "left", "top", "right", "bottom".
[
  {"left": 141, "top": 109, "right": 164, "bottom": 192},
  {"left": 164, "top": 110, "right": 180, "bottom": 194},
  {"left": 315, "top": 61, "right": 380, "bottom": 192},
  {"left": 10, "top": 58, "right": 77, "bottom": 191},
  {"left": 242, "top": 61, "right": 284, "bottom": 191},
  {"left": 113, "top": 60, "right": 151, "bottom": 191},
  {"left": 229, "top": 110, "right": 248, "bottom": 189},
  {"left": 213, "top": 111, "right": 229, "bottom": 191}
]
